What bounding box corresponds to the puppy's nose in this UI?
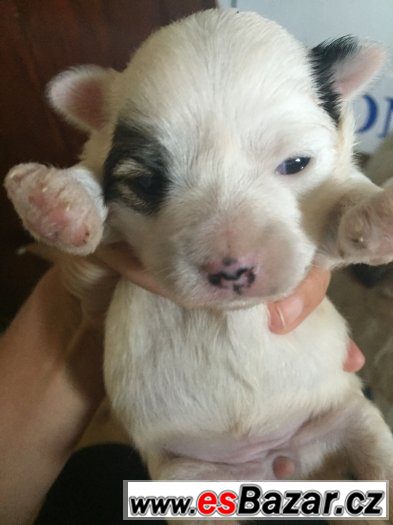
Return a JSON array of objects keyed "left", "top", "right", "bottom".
[{"left": 204, "top": 257, "right": 256, "bottom": 293}]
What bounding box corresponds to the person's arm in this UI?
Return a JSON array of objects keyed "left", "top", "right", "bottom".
[{"left": 0, "top": 269, "right": 105, "bottom": 525}]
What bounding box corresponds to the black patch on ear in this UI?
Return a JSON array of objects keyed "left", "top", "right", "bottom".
[
  {"left": 103, "top": 122, "right": 169, "bottom": 214},
  {"left": 310, "top": 36, "right": 359, "bottom": 125},
  {"left": 351, "top": 262, "right": 392, "bottom": 288}
]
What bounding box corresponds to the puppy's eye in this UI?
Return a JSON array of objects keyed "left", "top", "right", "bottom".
[
  {"left": 276, "top": 156, "right": 311, "bottom": 175},
  {"left": 133, "top": 174, "right": 153, "bottom": 191},
  {"left": 131, "top": 173, "right": 165, "bottom": 201}
]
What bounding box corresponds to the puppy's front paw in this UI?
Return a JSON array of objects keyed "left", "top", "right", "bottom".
[
  {"left": 337, "top": 187, "right": 393, "bottom": 265},
  {"left": 5, "top": 163, "right": 106, "bottom": 255}
]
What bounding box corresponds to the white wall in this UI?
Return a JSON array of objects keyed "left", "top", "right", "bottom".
[{"left": 219, "top": 0, "right": 393, "bottom": 153}]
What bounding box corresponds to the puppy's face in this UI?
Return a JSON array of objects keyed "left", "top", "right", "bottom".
[
  {"left": 50, "top": 10, "right": 384, "bottom": 309},
  {"left": 102, "top": 11, "right": 340, "bottom": 308}
]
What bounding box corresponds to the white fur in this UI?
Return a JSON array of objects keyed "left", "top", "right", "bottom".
[
  {"left": 69, "top": 166, "right": 107, "bottom": 222},
  {"left": 47, "top": 65, "right": 116, "bottom": 132},
  {"left": 333, "top": 44, "right": 386, "bottom": 99}
]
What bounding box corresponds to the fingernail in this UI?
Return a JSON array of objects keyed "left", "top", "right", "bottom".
[
  {"left": 273, "top": 456, "right": 296, "bottom": 479},
  {"left": 269, "top": 296, "right": 304, "bottom": 332},
  {"left": 344, "top": 340, "right": 365, "bottom": 373}
]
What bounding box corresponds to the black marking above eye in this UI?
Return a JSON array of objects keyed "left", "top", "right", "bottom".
[
  {"left": 103, "top": 122, "right": 169, "bottom": 214},
  {"left": 276, "top": 156, "right": 311, "bottom": 175}
]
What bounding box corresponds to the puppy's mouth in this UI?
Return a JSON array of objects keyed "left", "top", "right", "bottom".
[
  {"left": 147, "top": 242, "right": 313, "bottom": 310},
  {"left": 168, "top": 270, "right": 295, "bottom": 311},
  {"left": 207, "top": 266, "right": 257, "bottom": 295}
]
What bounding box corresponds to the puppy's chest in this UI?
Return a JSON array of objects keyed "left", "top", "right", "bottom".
[{"left": 105, "top": 283, "right": 352, "bottom": 443}]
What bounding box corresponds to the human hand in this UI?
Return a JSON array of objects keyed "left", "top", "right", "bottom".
[
  {"left": 89, "top": 244, "right": 365, "bottom": 381},
  {"left": 96, "top": 244, "right": 330, "bottom": 322},
  {"left": 268, "top": 265, "right": 331, "bottom": 333},
  {"left": 265, "top": 264, "right": 364, "bottom": 373},
  {"left": 63, "top": 244, "right": 365, "bottom": 376}
]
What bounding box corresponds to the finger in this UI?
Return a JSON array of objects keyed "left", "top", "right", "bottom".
[
  {"left": 273, "top": 456, "right": 296, "bottom": 479},
  {"left": 96, "top": 243, "right": 169, "bottom": 298},
  {"left": 268, "top": 266, "right": 331, "bottom": 334},
  {"left": 343, "top": 340, "right": 365, "bottom": 373}
]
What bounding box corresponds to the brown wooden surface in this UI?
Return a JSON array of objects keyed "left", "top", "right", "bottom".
[{"left": 0, "top": 0, "right": 215, "bottom": 322}]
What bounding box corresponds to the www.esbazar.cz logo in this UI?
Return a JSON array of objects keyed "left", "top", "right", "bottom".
[{"left": 123, "top": 480, "right": 388, "bottom": 520}]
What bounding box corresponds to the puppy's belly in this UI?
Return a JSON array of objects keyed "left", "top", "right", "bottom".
[
  {"left": 164, "top": 420, "right": 303, "bottom": 464},
  {"left": 105, "top": 281, "right": 358, "bottom": 456}
]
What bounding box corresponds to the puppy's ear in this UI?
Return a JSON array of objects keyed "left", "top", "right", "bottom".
[
  {"left": 47, "top": 65, "right": 115, "bottom": 132},
  {"left": 311, "top": 37, "right": 386, "bottom": 123}
]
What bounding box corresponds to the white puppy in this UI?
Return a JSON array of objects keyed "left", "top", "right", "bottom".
[{"left": 5, "top": 9, "right": 393, "bottom": 521}]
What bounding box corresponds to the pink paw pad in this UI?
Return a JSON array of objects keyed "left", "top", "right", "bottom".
[{"left": 5, "top": 163, "right": 106, "bottom": 255}]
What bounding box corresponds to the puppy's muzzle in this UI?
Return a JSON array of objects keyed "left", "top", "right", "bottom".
[{"left": 204, "top": 257, "right": 257, "bottom": 295}]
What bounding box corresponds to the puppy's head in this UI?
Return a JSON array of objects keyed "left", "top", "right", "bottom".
[{"left": 48, "top": 9, "right": 385, "bottom": 309}]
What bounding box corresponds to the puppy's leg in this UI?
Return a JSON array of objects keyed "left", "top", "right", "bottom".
[
  {"left": 4, "top": 163, "right": 106, "bottom": 255},
  {"left": 340, "top": 397, "right": 393, "bottom": 481},
  {"left": 339, "top": 397, "right": 393, "bottom": 524},
  {"left": 294, "top": 397, "right": 393, "bottom": 521},
  {"left": 307, "top": 168, "right": 393, "bottom": 266},
  {"left": 342, "top": 397, "right": 393, "bottom": 521},
  {"left": 337, "top": 183, "right": 393, "bottom": 265}
]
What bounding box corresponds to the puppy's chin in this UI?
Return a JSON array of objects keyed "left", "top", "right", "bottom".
[
  {"left": 146, "top": 247, "right": 312, "bottom": 310},
  {"left": 156, "top": 275, "right": 304, "bottom": 311},
  {"left": 179, "top": 295, "right": 264, "bottom": 312}
]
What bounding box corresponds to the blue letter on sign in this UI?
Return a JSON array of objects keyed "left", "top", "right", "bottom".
[
  {"left": 379, "top": 98, "right": 393, "bottom": 138},
  {"left": 357, "top": 94, "right": 378, "bottom": 134}
]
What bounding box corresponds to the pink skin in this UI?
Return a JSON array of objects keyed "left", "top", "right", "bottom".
[
  {"left": 202, "top": 256, "right": 257, "bottom": 296},
  {"left": 26, "top": 191, "right": 90, "bottom": 247},
  {"left": 162, "top": 248, "right": 303, "bottom": 310},
  {"left": 166, "top": 419, "right": 304, "bottom": 480},
  {"left": 4, "top": 163, "right": 104, "bottom": 256}
]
